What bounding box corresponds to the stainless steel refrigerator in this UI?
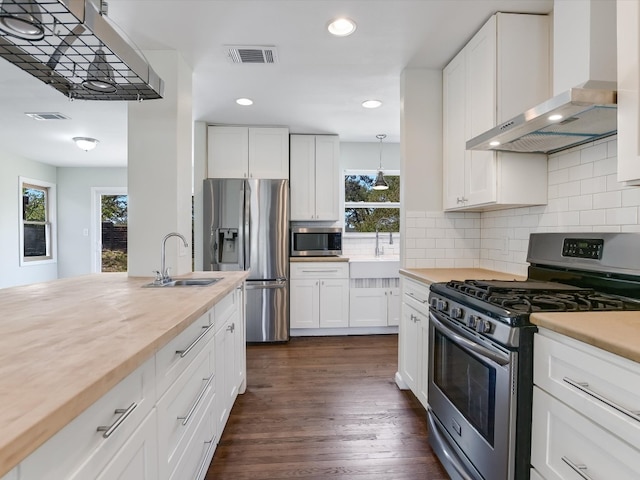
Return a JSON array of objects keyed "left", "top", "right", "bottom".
[{"left": 203, "top": 178, "right": 289, "bottom": 342}]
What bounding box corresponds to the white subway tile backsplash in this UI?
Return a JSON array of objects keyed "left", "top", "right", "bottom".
[
  {"left": 549, "top": 168, "right": 569, "bottom": 185},
  {"left": 558, "top": 150, "right": 581, "bottom": 169},
  {"left": 569, "top": 163, "right": 594, "bottom": 181},
  {"left": 593, "top": 156, "right": 618, "bottom": 177},
  {"left": 580, "top": 142, "right": 607, "bottom": 164},
  {"left": 580, "top": 176, "right": 607, "bottom": 195},
  {"left": 606, "top": 207, "right": 638, "bottom": 225},
  {"left": 579, "top": 209, "right": 606, "bottom": 225},
  {"left": 568, "top": 195, "right": 592, "bottom": 211},
  {"left": 593, "top": 191, "right": 621, "bottom": 209}
]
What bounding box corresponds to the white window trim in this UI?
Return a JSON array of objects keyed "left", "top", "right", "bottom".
[
  {"left": 342, "top": 169, "right": 400, "bottom": 236},
  {"left": 91, "top": 187, "right": 127, "bottom": 273},
  {"left": 19, "top": 176, "right": 57, "bottom": 266}
]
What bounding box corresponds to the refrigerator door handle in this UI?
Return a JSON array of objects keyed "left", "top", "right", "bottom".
[
  {"left": 243, "top": 180, "right": 251, "bottom": 271},
  {"left": 245, "top": 283, "right": 287, "bottom": 290}
]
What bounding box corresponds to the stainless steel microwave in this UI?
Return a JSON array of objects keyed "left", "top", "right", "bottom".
[{"left": 290, "top": 227, "right": 342, "bottom": 257}]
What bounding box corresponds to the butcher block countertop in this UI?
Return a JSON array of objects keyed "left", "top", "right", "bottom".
[
  {"left": 0, "top": 271, "right": 248, "bottom": 477},
  {"left": 531, "top": 312, "right": 640, "bottom": 364},
  {"left": 400, "top": 267, "right": 526, "bottom": 285}
]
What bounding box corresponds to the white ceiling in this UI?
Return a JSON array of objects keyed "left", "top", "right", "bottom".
[{"left": 0, "top": 0, "right": 553, "bottom": 168}]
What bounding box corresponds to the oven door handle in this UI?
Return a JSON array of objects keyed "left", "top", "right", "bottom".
[{"left": 429, "top": 311, "right": 510, "bottom": 366}]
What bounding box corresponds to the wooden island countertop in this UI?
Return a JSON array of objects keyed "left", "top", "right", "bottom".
[
  {"left": 400, "top": 267, "right": 526, "bottom": 285},
  {"left": 0, "top": 271, "right": 248, "bottom": 477}
]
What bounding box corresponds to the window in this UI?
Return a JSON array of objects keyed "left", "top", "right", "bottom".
[
  {"left": 344, "top": 170, "right": 400, "bottom": 233},
  {"left": 20, "top": 177, "right": 56, "bottom": 265}
]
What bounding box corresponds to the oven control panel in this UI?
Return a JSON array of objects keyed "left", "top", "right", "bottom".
[{"left": 562, "top": 238, "right": 604, "bottom": 259}]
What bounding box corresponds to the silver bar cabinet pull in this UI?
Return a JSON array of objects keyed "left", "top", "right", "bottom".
[
  {"left": 177, "top": 375, "right": 214, "bottom": 426},
  {"left": 176, "top": 323, "right": 215, "bottom": 358},
  {"left": 196, "top": 438, "right": 216, "bottom": 480},
  {"left": 97, "top": 402, "right": 137, "bottom": 438},
  {"left": 563, "top": 377, "right": 640, "bottom": 423},
  {"left": 561, "top": 456, "right": 595, "bottom": 480}
]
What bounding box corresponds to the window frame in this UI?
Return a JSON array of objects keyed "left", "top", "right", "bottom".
[
  {"left": 343, "top": 169, "right": 400, "bottom": 235},
  {"left": 19, "top": 176, "right": 57, "bottom": 266}
]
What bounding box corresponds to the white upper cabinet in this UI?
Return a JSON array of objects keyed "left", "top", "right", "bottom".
[
  {"left": 207, "top": 126, "right": 289, "bottom": 179},
  {"left": 617, "top": 0, "right": 640, "bottom": 185},
  {"left": 443, "top": 13, "right": 550, "bottom": 211},
  {"left": 290, "top": 134, "right": 340, "bottom": 221}
]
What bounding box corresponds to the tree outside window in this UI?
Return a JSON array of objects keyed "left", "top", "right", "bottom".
[
  {"left": 344, "top": 172, "right": 400, "bottom": 233},
  {"left": 20, "top": 178, "right": 56, "bottom": 264}
]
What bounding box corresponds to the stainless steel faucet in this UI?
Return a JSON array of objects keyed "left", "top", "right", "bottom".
[
  {"left": 159, "top": 232, "right": 189, "bottom": 283},
  {"left": 375, "top": 217, "right": 394, "bottom": 257}
]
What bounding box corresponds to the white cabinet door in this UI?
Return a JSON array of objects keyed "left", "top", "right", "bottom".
[
  {"left": 314, "top": 135, "right": 340, "bottom": 221},
  {"left": 290, "top": 135, "right": 340, "bottom": 221},
  {"left": 290, "top": 278, "right": 320, "bottom": 328},
  {"left": 207, "top": 126, "right": 249, "bottom": 178},
  {"left": 400, "top": 302, "right": 420, "bottom": 392},
  {"left": 617, "top": 0, "right": 640, "bottom": 185},
  {"left": 233, "top": 285, "right": 246, "bottom": 395},
  {"left": 349, "top": 287, "right": 387, "bottom": 327},
  {"left": 0, "top": 468, "right": 17, "bottom": 480},
  {"left": 387, "top": 289, "right": 400, "bottom": 327},
  {"left": 417, "top": 314, "right": 429, "bottom": 409},
  {"left": 319, "top": 279, "right": 349, "bottom": 328},
  {"left": 442, "top": 51, "right": 467, "bottom": 210},
  {"left": 290, "top": 135, "right": 316, "bottom": 220},
  {"left": 248, "top": 127, "right": 289, "bottom": 179}
]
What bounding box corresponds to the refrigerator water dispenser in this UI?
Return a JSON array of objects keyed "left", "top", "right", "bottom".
[{"left": 216, "top": 228, "right": 239, "bottom": 264}]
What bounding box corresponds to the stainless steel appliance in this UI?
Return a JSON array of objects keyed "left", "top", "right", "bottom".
[
  {"left": 427, "top": 232, "right": 640, "bottom": 480},
  {"left": 290, "top": 226, "right": 342, "bottom": 257},
  {"left": 203, "top": 178, "right": 289, "bottom": 343}
]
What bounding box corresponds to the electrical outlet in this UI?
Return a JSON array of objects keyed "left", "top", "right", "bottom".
[
  {"left": 502, "top": 236, "right": 509, "bottom": 255},
  {"left": 82, "top": 228, "right": 89, "bottom": 237}
]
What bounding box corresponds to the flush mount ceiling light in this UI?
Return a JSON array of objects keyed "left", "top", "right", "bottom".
[
  {"left": 372, "top": 134, "right": 389, "bottom": 191},
  {"left": 0, "top": 0, "right": 164, "bottom": 101},
  {"left": 236, "top": 97, "right": 253, "bottom": 106},
  {"left": 73, "top": 137, "right": 99, "bottom": 151},
  {"left": 489, "top": 140, "right": 501, "bottom": 147},
  {"left": 327, "top": 17, "right": 357, "bottom": 37},
  {"left": 362, "top": 99, "right": 382, "bottom": 109},
  {"left": 548, "top": 114, "right": 563, "bottom": 121},
  {"left": 0, "top": 0, "right": 44, "bottom": 40}
]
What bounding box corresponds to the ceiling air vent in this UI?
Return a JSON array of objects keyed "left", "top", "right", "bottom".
[
  {"left": 25, "top": 112, "right": 71, "bottom": 121},
  {"left": 225, "top": 45, "right": 278, "bottom": 64}
]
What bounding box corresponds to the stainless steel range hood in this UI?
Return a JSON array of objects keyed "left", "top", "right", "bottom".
[
  {"left": 0, "top": 0, "right": 164, "bottom": 101},
  {"left": 466, "top": 86, "right": 617, "bottom": 154}
]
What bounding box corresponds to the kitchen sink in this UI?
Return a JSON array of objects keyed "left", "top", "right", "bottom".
[
  {"left": 349, "top": 258, "right": 400, "bottom": 279},
  {"left": 144, "top": 278, "right": 222, "bottom": 287}
]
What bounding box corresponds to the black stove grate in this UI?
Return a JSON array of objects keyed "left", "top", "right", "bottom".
[{"left": 445, "top": 279, "right": 640, "bottom": 314}]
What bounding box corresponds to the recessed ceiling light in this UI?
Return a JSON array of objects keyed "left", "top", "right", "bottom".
[
  {"left": 327, "top": 17, "right": 357, "bottom": 37},
  {"left": 489, "top": 141, "right": 501, "bottom": 147},
  {"left": 548, "top": 114, "right": 563, "bottom": 121},
  {"left": 362, "top": 100, "right": 382, "bottom": 109},
  {"left": 236, "top": 98, "right": 253, "bottom": 106}
]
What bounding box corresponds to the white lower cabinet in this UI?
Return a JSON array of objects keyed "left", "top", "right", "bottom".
[
  {"left": 14, "top": 286, "right": 246, "bottom": 480},
  {"left": 398, "top": 276, "right": 430, "bottom": 409},
  {"left": 349, "top": 287, "right": 400, "bottom": 327},
  {"left": 531, "top": 329, "right": 640, "bottom": 480},
  {"left": 290, "top": 262, "right": 349, "bottom": 329}
]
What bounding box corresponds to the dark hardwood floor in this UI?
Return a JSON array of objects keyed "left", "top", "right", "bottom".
[{"left": 206, "top": 335, "right": 449, "bottom": 480}]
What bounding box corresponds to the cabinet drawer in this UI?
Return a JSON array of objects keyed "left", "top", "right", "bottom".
[
  {"left": 214, "top": 289, "right": 238, "bottom": 331},
  {"left": 290, "top": 262, "right": 348, "bottom": 279},
  {"left": 530, "top": 468, "right": 544, "bottom": 480},
  {"left": 0, "top": 468, "right": 17, "bottom": 480},
  {"left": 532, "top": 387, "right": 640, "bottom": 480},
  {"left": 169, "top": 390, "right": 216, "bottom": 480},
  {"left": 402, "top": 277, "right": 430, "bottom": 315},
  {"left": 157, "top": 337, "right": 215, "bottom": 477},
  {"left": 534, "top": 330, "right": 640, "bottom": 447},
  {"left": 21, "top": 357, "right": 155, "bottom": 480},
  {"left": 156, "top": 310, "right": 213, "bottom": 396}
]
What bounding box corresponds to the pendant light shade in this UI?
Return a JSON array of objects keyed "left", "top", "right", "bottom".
[
  {"left": 82, "top": 49, "right": 117, "bottom": 93},
  {"left": 372, "top": 134, "right": 389, "bottom": 191},
  {"left": 0, "top": 0, "right": 45, "bottom": 40}
]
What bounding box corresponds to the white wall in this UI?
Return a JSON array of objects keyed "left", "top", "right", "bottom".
[
  {"left": 0, "top": 154, "right": 58, "bottom": 288},
  {"left": 57, "top": 167, "right": 127, "bottom": 279}
]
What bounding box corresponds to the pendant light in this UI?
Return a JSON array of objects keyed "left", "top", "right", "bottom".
[
  {"left": 372, "top": 134, "right": 389, "bottom": 191},
  {"left": 82, "top": 48, "right": 117, "bottom": 93},
  {"left": 0, "top": 0, "right": 45, "bottom": 40}
]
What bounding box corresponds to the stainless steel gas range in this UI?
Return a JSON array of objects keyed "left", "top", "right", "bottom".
[{"left": 427, "top": 232, "right": 640, "bottom": 480}]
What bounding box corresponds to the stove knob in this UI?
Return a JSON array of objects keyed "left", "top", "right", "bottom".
[
  {"left": 450, "top": 307, "right": 463, "bottom": 319},
  {"left": 475, "top": 319, "right": 492, "bottom": 334},
  {"left": 467, "top": 315, "right": 479, "bottom": 329},
  {"left": 437, "top": 299, "right": 448, "bottom": 312}
]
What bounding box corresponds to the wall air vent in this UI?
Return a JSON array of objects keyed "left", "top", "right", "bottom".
[
  {"left": 25, "top": 112, "right": 70, "bottom": 121},
  {"left": 225, "top": 45, "right": 278, "bottom": 64}
]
